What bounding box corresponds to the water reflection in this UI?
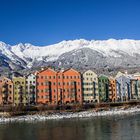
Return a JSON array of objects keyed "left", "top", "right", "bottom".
[{"left": 0, "top": 115, "right": 139, "bottom": 140}]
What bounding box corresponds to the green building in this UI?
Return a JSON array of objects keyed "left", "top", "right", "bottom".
[
  {"left": 13, "top": 76, "right": 27, "bottom": 105},
  {"left": 98, "top": 75, "right": 109, "bottom": 102}
]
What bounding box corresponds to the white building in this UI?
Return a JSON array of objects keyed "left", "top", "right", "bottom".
[{"left": 25, "top": 73, "right": 37, "bottom": 105}]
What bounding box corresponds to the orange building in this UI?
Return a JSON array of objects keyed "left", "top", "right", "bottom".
[
  {"left": 109, "top": 77, "right": 117, "bottom": 102},
  {"left": 58, "top": 69, "right": 82, "bottom": 104},
  {"left": 36, "top": 68, "right": 82, "bottom": 105},
  {"left": 0, "top": 77, "right": 13, "bottom": 105},
  {"left": 36, "top": 68, "right": 57, "bottom": 104}
]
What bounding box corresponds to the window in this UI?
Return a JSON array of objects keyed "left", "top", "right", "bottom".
[
  {"left": 45, "top": 95, "right": 49, "bottom": 99},
  {"left": 46, "top": 82, "right": 49, "bottom": 86},
  {"left": 45, "top": 89, "right": 49, "bottom": 92}
]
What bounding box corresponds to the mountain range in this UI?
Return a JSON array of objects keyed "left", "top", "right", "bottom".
[{"left": 1, "top": 39, "right": 140, "bottom": 74}]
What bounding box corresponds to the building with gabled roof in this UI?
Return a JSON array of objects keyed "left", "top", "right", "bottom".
[
  {"left": 98, "top": 75, "right": 109, "bottom": 102},
  {"left": 13, "top": 76, "right": 27, "bottom": 105},
  {"left": 36, "top": 68, "right": 82, "bottom": 105},
  {"left": 82, "top": 70, "right": 99, "bottom": 103},
  {"left": 25, "top": 73, "right": 37, "bottom": 105},
  {"left": 36, "top": 68, "right": 57, "bottom": 104},
  {"left": 0, "top": 76, "right": 13, "bottom": 105},
  {"left": 109, "top": 77, "right": 117, "bottom": 102},
  {"left": 116, "top": 75, "right": 131, "bottom": 102}
]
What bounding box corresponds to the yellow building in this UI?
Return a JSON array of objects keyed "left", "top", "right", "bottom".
[
  {"left": 13, "top": 76, "right": 27, "bottom": 105},
  {"left": 82, "top": 70, "right": 99, "bottom": 103}
]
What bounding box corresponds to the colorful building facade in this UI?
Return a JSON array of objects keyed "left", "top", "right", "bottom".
[
  {"left": 61, "top": 68, "right": 82, "bottom": 104},
  {"left": 116, "top": 75, "right": 131, "bottom": 102},
  {"left": 36, "top": 68, "right": 82, "bottom": 105},
  {"left": 36, "top": 68, "right": 57, "bottom": 104},
  {"left": 98, "top": 75, "right": 109, "bottom": 102},
  {"left": 1, "top": 68, "right": 140, "bottom": 106},
  {"left": 133, "top": 73, "right": 140, "bottom": 99},
  {"left": 0, "top": 77, "right": 13, "bottom": 105},
  {"left": 26, "top": 73, "right": 36, "bottom": 105},
  {"left": 130, "top": 78, "right": 138, "bottom": 100},
  {"left": 13, "top": 76, "right": 27, "bottom": 105},
  {"left": 109, "top": 77, "right": 117, "bottom": 102},
  {"left": 82, "top": 70, "right": 99, "bottom": 103}
]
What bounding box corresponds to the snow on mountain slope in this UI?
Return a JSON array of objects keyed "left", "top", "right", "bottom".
[
  {"left": 10, "top": 40, "right": 87, "bottom": 61},
  {"left": 10, "top": 39, "right": 140, "bottom": 61},
  {"left": 1, "top": 39, "right": 140, "bottom": 70}
]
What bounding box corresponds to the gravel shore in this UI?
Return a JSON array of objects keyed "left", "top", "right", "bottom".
[{"left": 0, "top": 106, "right": 140, "bottom": 123}]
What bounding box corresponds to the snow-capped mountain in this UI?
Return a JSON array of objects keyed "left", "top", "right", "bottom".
[{"left": 1, "top": 39, "right": 140, "bottom": 73}]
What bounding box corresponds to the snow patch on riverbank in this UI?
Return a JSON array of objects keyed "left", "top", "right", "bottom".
[{"left": 0, "top": 106, "right": 140, "bottom": 123}]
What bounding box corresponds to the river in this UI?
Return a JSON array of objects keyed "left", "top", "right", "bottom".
[{"left": 0, "top": 114, "right": 139, "bottom": 140}]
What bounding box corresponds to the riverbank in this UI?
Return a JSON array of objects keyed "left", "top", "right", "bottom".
[{"left": 0, "top": 105, "right": 140, "bottom": 123}]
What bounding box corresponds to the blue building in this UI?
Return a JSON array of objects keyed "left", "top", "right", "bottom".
[{"left": 116, "top": 75, "right": 131, "bottom": 102}]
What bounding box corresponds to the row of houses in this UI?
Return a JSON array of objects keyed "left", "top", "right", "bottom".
[{"left": 0, "top": 68, "right": 140, "bottom": 106}]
